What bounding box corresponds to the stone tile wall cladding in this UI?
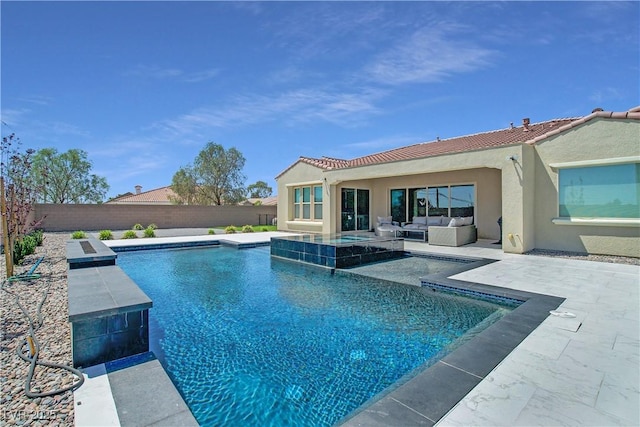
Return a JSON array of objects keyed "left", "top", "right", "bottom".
[
  {"left": 270, "top": 237, "right": 406, "bottom": 268},
  {"left": 67, "top": 239, "right": 152, "bottom": 368},
  {"left": 33, "top": 203, "right": 278, "bottom": 231}
]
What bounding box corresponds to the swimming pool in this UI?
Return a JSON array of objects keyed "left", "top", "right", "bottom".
[{"left": 117, "top": 246, "right": 510, "bottom": 426}]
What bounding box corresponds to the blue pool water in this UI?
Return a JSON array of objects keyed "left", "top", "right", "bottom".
[{"left": 117, "top": 246, "right": 509, "bottom": 426}]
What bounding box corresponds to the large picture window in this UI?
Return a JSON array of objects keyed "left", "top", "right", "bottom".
[
  {"left": 393, "top": 184, "right": 475, "bottom": 222},
  {"left": 559, "top": 163, "right": 640, "bottom": 219},
  {"left": 428, "top": 185, "right": 475, "bottom": 218},
  {"left": 293, "top": 184, "right": 323, "bottom": 221}
]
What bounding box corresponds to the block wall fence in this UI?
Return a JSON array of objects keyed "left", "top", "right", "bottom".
[{"left": 31, "top": 204, "right": 278, "bottom": 232}]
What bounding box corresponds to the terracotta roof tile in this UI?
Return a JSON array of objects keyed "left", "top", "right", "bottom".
[
  {"left": 343, "top": 118, "right": 577, "bottom": 168},
  {"left": 285, "top": 107, "right": 639, "bottom": 173},
  {"left": 107, "top": 186, "right": 175, "bottom": 204},
  {"left": 246, "top": 196, "right": 278, "bottom": 206}
]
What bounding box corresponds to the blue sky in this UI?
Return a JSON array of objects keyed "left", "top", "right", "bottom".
[{"left": 2, "top": 1, "right": 638, "bottom": 200}]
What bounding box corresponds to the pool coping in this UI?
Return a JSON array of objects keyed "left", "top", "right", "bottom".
[
  {"left": 79, "top": 234, "right": 565, "bottom": 426},
  {"left": 338, "top": 255, "right": 565, "bottom": 426}
]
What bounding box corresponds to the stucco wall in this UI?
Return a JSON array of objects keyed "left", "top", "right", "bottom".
[
  {"left": 532, "top": 118, "right": 640, "bottom": 257},
  {"left": 276, "top": 161, "right": 325, "bottom": 233},
  {"left": 353, "top": 168, "right": 502, "bottom": 240},
  {"left": 33, "top": 204, "right": 277, "bottom": 232},
  {"left": 277, "top": 146, "right": 518, "bottom": 240}
]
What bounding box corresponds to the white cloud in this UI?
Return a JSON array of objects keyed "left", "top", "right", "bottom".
[
  {"left": 152, "top": 87, "right": 385, "bottom": 140},
  {"left": 124, "top": 64, "right": 183, "bottom": 79},
  {"left": 365, "top": 27, "right": 495, "bottom": 85},
  {"left": 1, "top": 108, "right": 31, "bottom": 128},
  {"left": 589, "top": 87, "right": 624, "bottom": 104},
  {"left": 124, "top": 65, "right": 221, "bottom": 83},
  {"left": 18, "top": 95, "right": 54, "bottom": 106},
  {"left": 344, "top": 135, "right": 423, "bottom": 153},
  {"left": 183, "top": 68, "right": 220, "bottom": 83}
]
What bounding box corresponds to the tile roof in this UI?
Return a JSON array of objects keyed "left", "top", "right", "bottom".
[
  {"left": 108, "top": 186, "right": 278, "bottom": 206},
  {"left": 107, "top": 186, "right": 176, "bottom": 204},
  {"left": 246, "top": 196, "right": 278, "bottom": 206},
  {"left": 277, "top": 106, "right": 640, "bottom": 177}
]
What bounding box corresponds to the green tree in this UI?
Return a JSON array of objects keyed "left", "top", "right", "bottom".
[
  {"left": 170, "top": 142, "right": 246, "bottom": 205},
  {"left": 247, "top": 180, "right": 273, "bottom": 198},
  {"left": 169, "top": 167, "right": 199, "bottom": 205},
  {"left": 30, "top": 148, "right": 109, "bottom": 203}
]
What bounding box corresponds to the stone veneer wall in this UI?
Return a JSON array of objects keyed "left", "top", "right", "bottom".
[{"left": 32, "top": 203, "right": 277, "bottom": 231}]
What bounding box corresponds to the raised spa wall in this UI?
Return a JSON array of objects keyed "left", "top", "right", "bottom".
[
  {"left": 270, "top": 235, "right": 405, "bottom": 268},
  {"left": 66, "top": 237, "right": 152, "bottom": 368}
]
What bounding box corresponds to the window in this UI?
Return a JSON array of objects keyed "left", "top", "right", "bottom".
[
  {"left": 450, "top": 185, "right": 475, "bottom": 217},
  {"left": 409, "top": 188, "right": 428, "bottom": 218},
  {"left": 393, "top": 185, "right": 475, "bottom": 222},
  {"left": 559, "top": 163, "right": 640, "bottom": 219},
  {"left": 428, "top": 185, "right": 475, "bottom": 218},
  {"left": 427, "top": 186, "right": 449, "bottom": 217},
  {"left": 314, "top": 185, "right": 323, "bottom": 219},
  {"left": 293, "top": 184, "right": 323, "bottom": 221},
  {"left": 390, "top": 189, "right": 407, "bottom": 224}
]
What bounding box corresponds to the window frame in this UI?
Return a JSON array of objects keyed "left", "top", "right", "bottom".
[
  {"left": 392, "top": 184, "right": 475, "bottom": 223},
  {"left": 551, "top": 157, "right": 640, "bottom": 227},
  {"left": 292, "top": 184, "right": 324, "bottom": 221}
]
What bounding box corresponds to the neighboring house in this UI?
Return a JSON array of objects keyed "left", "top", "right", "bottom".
[
  {"left": 276, "top": 107, "right": 640, "bottom": 257},
  {"left": 107, "top": 186, "right": 176, "bottom": 205},
  {"left": 242, "top": 196, "right": 278, "bottom": 206},
  {"left": 108, "top": 185, "right": 278, "bottom": 207}
]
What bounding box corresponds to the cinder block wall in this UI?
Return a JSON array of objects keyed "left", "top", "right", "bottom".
[{"left": 33, "top": 204, "right": 278, "bottom": 231}]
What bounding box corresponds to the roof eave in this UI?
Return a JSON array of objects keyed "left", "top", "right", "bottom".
[{"left": 527, "top": 108, "right": 640, "bottom": 145}]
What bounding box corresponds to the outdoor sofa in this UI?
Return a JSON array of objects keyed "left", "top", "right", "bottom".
[{"left": 427, "top": 216, "right": 477, "bottom": 247}]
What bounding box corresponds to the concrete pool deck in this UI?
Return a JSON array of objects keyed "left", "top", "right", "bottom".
[
  {"left": 75, "top": 232, "right": 639, "bottom": 426},
  {"left": 403, "top": 240, "right": 639, "bottom": 426}
]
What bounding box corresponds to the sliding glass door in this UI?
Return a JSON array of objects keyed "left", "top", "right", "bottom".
[
  {"left": 390, "top": 189, "right": 406, "bottom": 224},
  {"left": 341, "top": 188, "right": 370, "bottom": 231}
]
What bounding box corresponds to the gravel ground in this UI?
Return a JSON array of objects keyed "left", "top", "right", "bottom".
[
  {"left": 1, "top": 233, "right": 75, "bottom": 426},
  {"left": 526, "top": 248, "right": 640, "bottom": 265},
  {"left": 0, "top": 232, "right": 636, "bottom": 426}
]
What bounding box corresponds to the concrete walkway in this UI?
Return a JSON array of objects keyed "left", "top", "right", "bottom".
[{"left": 79, "top": 231, "right": 639, "bottom": 426}]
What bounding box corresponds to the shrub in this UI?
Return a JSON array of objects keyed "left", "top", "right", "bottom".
[
  {"left": 133, "top": 223, "right": 144, "bottom": 230},
  {"left": 30, "top": 229, "right": 44, "bottom": 246},
  {"left": 147, "top": 223, "right": 158, "bottom": 230},
  {"left": 122, "top": 230, "right": 138, "bottom": 239},
  {"left": 99, "top": 230, "right": 114, "bottom": 240},
  {"left": 208, "top": 229, "right": 216, "bottom": 235},
  {"left": 143, "top": 227, "right": 156, "bottom": 238},
  {"left": 13, "top": 235, "right": 37, "bottom": 264},
  {"left": 71, "top": 231, "right": 87, "bottom": 239},
  {"left": 262, "top": 227, "right": 269, "bottom": 232},
  {"left": 224, "top": 225, "right": 236, "bottom": 234},
  {"left": 241, "top": 225, "right": 254, "bottom": 233}
]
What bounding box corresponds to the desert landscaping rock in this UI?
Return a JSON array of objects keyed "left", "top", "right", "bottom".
[{"left": 1, "top": 233, "right": 75, "bottom": 426}]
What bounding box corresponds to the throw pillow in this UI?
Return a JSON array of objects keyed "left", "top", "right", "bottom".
[
  {"left": 448, "top": 217, "right": 463, "bottom": 227},
  {"left": 377, "top": 216, "right": 392, "bottom": 225},
  {"left": 413, "top": 216, "right": 427, "bottom": 225},
  {"left": 427, "top": 216, "right": 442, "bottom": 226}
]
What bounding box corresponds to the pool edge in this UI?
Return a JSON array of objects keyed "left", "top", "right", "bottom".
[{"left": 337, "top": 277, "right": 565, "bottom": 426}]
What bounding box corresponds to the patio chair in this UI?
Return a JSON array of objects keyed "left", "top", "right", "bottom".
[{"left": 375, "top": 216, "right": 402, "bottom": 237}]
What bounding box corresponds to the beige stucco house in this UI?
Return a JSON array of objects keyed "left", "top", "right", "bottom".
[{"left": 276, "top": 107, "right": 640, "bottom": 257}]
